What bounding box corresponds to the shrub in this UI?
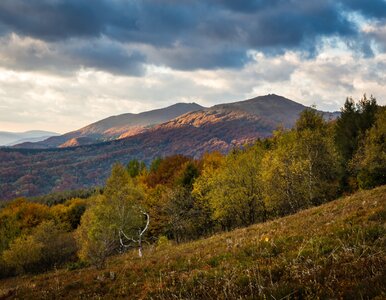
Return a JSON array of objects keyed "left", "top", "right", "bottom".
[
  {"left": 32, "top": 221, "right": 77, "bottom": 270},
  {"left": 157, "top": 236, "right": 172, "bottom": 249},
  {"left": 2, "top": 220, "right": 77, "bottom": 274},
  {"left": 2, "top": 235, "right": 43, "bottom": 274}
]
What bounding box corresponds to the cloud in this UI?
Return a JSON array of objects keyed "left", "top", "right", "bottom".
[
  {"left": 0, "top": 0, "right": 385, "bottom": 74},
  {"left": 340, "top": 0, "right": 386, "bottom": 20},
  {"left": 364, "top": 23, "right": 386, "bottom": 52},
  {"left": 0, "top": 0, "right": 136, "bottom": 41},
  {"left": 0, "top": 34, "right": 146, "bottom": 76},
  {"left": 65, "top": 39, "right": 146, "bottom": 76},
  {"left": 144, "top": 45, "right": 248, "bottom": 70},
  {"left": 1, "top": 44, "right": 385, "bottom": 133},
  {"left": 0, "top": 1, "right": 385, "bottom": 133}
]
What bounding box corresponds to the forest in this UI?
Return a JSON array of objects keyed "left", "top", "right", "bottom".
[{"left": 0, "top": 95, "right": 384, "bottom": 278}]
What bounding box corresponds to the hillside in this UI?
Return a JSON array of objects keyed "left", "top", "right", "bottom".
[
  {"left": 1, "top": 186, "right": 384, "bottom": 299},
  {"left": 214, "top": 94, "right": 339, "bottom": 126},
  {"left": 213, "top": 94, "right": 307, "bottom": 127},
  {"left": 14, "top": 103, "right": 204, "bottom": 149},
  {"left": 0, "top": 95, "right": 339, "bottom": 200},
  {"left": 0, "top": 117, "right": 272, "bottom": 200}
]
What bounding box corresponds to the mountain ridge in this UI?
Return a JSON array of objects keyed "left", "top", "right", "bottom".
[
  {"left": 0, "top": 94, "right": 340, "bottom": 200},
  {"left": 13, "top": 95, "right": 339, "bottom": 149},
  {"left": 14, "top": 102, "right": 204, "bottom": 149}
]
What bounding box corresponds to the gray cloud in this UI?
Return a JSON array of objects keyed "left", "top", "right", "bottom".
[
  {"left": 65, "top": 40, "right": 146, "bottom": 76},
  {"left": 0, "top": 0, "right": 136, "bottom": 41},
  {"left": 339, "top": 0, "right": 386, "bottom": 19},
  {"left": 0, "top": 35, "right": 146, "bottom": 76},
  {"left": 1, "top": 47, "right": 385, "bottom": 133},
  {"left": 0, "top": 0, "right": 385, "bottom": 74},
  {"left": 366, "top": 23, "right": 386, "bottom": 52}
]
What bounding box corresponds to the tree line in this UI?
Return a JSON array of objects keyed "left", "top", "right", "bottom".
[{"left": 0, "top": 95, "right": 384, "bottom": 276}]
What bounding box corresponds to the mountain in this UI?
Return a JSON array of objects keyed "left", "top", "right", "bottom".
[
  {"left": 14, "top": 103, "right": 204, "bottom": 149},
  {"left": 0, "top": 95, "right": 339, "bottom": 200},
  {"left": 214, "top": 94, "right": 317, "bottom": 127},
  {"left": 141, "top": 94, "right": 338, "bottom": 151},
  {"left": 1, "top": 186, "right": 384, "bottom": 299},
  {"left": 0, "top": 130, "right": 59, "bottom": 146},
  {"left": 13, "top": 95, "right": 338, "bottom": 150},
  {"left": 211, "top": 94, "right": 339, "bottom": 126}
]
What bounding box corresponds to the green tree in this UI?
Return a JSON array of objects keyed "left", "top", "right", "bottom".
[
  {"left": 357, "top": 94, "right": 378, "bottom": 136},
  {"left": 352, "top": 107, "right": 386, "bottom": 189},
  {"left": 192, "top": 152, "right": 224, "bottom": 206},
  {"left": 150, "top": 157, "right": 162, "bottom": 172},
  {"left": 75, "top": 196, "right": 118, "bottom": 268},
  {"left": 65, "top": 198, "right": 88, "bottom": 229},
  {"left": 334, "top": 95, "right": 378, "bottom": 189},
  {"left": 127, "top": 159, "right": 146, "bottom": 178},
  {"left": 262, "top": 131, "right": 309, "bottom": 215},
  {"left": 296, "top": 109, "right": 340, "bottom": 205},
  {"left": 263, "top": 110, "right": 339, "bottom": 216},
  {"left": 76, "top": 164, "right": 147, "bottom": 267},
  {"left": 177, "top": 161, "right": 200, "bottom": 189},
  {"left": 0, "top": 215, "right": 20, "bottom": 256},
  {"left": 334, "top": 97, "right": 359, "bottom": 163},
  {"left": 295, "top": 107, "right": 325, "bottom": 132},
  {"left": 195, "top": 146, "right": 267, "bottom": 230},
  {"left": 164, "top": 187, "right": 205, "bottom": 242}
]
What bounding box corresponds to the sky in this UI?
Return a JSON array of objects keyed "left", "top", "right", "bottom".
[{"left": 0, "top": 0, "right": 385, "bottom": 133}]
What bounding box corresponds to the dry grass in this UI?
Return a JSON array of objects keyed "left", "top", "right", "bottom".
[{"left": 1, "top": 186, "right": 385, "bottom": 299}]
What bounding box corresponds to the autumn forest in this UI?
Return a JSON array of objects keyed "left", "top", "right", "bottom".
[{"left": 1, "top": 96, "right": 384, "bottom": 282}]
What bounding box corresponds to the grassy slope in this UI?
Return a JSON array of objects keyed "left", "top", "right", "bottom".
[{"left": 1, "top": 186, "right": 385, "bottom": 299}]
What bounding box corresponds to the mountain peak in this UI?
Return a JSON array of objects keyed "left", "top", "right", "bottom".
[
  {"left": 169, "top": 102, "right": 202, "bottom": 107},
  {"left": 239, "top": 94, "right": 304, "bottom": 106}
]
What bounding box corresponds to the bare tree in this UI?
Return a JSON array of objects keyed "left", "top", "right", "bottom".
[{"left": 119, "top": 209, "right": 150, "bottom": 258}]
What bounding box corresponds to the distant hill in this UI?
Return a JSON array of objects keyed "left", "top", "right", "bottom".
[
  {"left": 1, "top": 186, "right": 384, "bottom": 299},
  {"left": 0, "top": 95, "right": 340, "bottom": 200},
  {"left": 0, "top": 130, "right": 59, "bottom": 146},
  {"left": 14, "top": 103, "right": 204, "bottom": 149},
  {"left": 215, "top": 94, "right": 323, "bottom": 126},
  {"left": 213, "top": 94, "right": 339, "bottom": 125}
]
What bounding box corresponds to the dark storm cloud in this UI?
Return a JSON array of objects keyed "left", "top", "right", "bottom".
[
  {"left": 212, "top": 0, "right": 273, "bottom": 13},
  {"left": 67, "top": 41, "right": 146, "bottom": 76},
  {"left": 0, "top": 0, "right": 386, "bottom": 74},
  {"left": 246, "top": 2, "right": 355, "bottom": 48},
  {"left": 0, "top": 0, "right": 137, "bottom": 41},
  {"left": 339, "top": 0, "right": 386, "bottom": 19},
  {"left": 0, "top": 35, "right": 145, "bottom": 76},
  {"left": 151, "top": 47, "right": 249, "bottom": 70}
]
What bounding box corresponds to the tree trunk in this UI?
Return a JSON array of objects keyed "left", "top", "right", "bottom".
[{"left": 138, "top": 237, "right": 143, "bottom": 258}]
